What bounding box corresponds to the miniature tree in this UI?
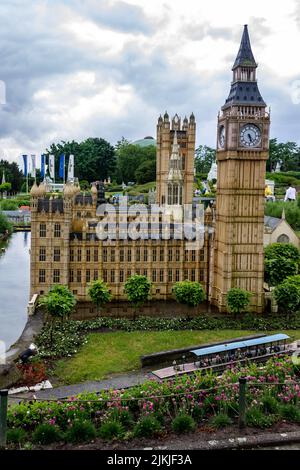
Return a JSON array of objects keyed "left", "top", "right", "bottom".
[
  {"left": 274, "top": 278, "right": 300, "bottom": 318},
  {"left": 38, "top": 285, "right": 77, "bottom": 344},
  {"left": 172, "top": 281, "right": 205, "bottom": 313},
  {"left": 265, "top": 243, "right": 300, "bottom": 286},
  {"left": 226, "top": 288, "right": 251, "bottom": 318},
  {"left": 124, "top": 274, "right": 152, "bottom": 320},
  {"left": 88, "top": 279, "right": 112, "bottom": 316}
]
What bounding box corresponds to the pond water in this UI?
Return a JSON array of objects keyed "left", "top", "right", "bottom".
[{"left": 0, "top": 231, "right": 30, "bottom": 350}]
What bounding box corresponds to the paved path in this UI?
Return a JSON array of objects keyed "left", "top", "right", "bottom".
[{"left": 34, "top": 369, "right": 157, "bottom": 400}]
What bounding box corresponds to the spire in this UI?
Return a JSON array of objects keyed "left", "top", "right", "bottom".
[
  {"left": 2, "top": 171, "right": 5, "bottom": 184},
  {"left": 281, "top": 208, "right": 286, "bottom": 220},
  {"left": 232, "top": 25, "right": 257, "bottom": 70}
]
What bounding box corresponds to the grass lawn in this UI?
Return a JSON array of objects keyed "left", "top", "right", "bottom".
[{"left": 53, "top": 329, "right": 300, "bottom": 385}]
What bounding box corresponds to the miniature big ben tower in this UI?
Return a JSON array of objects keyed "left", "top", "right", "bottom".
[{"left": 211, "top": 25, "right": 270, "bottom": 313}]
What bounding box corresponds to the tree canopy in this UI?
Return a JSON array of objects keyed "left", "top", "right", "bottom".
[
  {"left": 0, "top": 160, "right": 23, "bottom": 192},
  {"left": 195, "top": 145, "right": 216, "bottom": 174},
  {"left": 124, "top": 274, "right": 152, "bottom": 310},
  {"left": 226, "top": 288, "right": 251, "bottom": 316},
  {"left": 264, "top": 243, "right": 300, "bottom": 286},
  {"left": 172, "top": 280, "right": 205, "bottom": 307},
  {"left": 267, "top": 139, "right": 300, "bottom": 172},
  {"left": 115, "top": 142, "right": 156, "bottom": 184},
  {"left": 88, "top": 280, "right": 112, "bottom": 310}
]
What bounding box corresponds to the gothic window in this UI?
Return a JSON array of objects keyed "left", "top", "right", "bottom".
[
  {"left": 119, "top": 270, "right": 124, "bottom": 283},
  {"left": 39, "top": 223, "right": 46, "bottom": 237},
  {"left": 120, "top": 249, "right": 124, "bottom": 262},
  {"left": 160, "top": 248, "right": 164, "bottom": 262},
  {"left": 136, "top": 248, "right": 140, "bottom": 262},
  {"left": 159, "top": 269, "right": 164, "bottom": 283},
  {"left": 77, "top": 249, "right": 82, "bottom": 262},
  {"left": 39, "top": 269, "right": 46, "bottom": 283},
  {"left": 39, "top": 247, "right": 46, "bottom": 261},
  {"left": 111, "top": 248, "right": 115, "bottom": 262},
  {"left": 152, "top": 248, "right": 157, "bottom": 262},
  {"left": 191, "top": 250, "right": 196, "bottom": 261},
  {"left": 94, "top": 249, "right": 98, "bottom": 262},
  {"left": 77, "top": 270, "right": 81, "bottom": 283},
  {"left": 103, "top": 269, "right": 108, "bottom": 282},
  {"left": 200, "top": 269, "right": 204, "bottom": 281},
  {"left": 144, "top": 248, "right": 148, "bottom": 262},
  {"left": 191, "top": 269, "right": 195, "bottom": 281},
  {"left": 168, "top": 249, "right": 173, "bottom": 262},
  {"left": 168, "top": 185, "right": 172, "bottom": 205},
  {"left": 110, "top": 270, "right": 115, "bottom": 283},
  {"left": 152, "top": 269, "right": 157, "bottom": 282},
  {"left": 86, "top": 249, "right": 91, "bottom": 262},
  {"left": 175, "top": 269, "right": 180, "bottom": 282},
  {"left": 53, "top": 248, "right": 60, "bottom": 262},
  {"left": 184, "top": 250, "right": 189, "bottom": 262},
  {"left": 86, "top": 269, "right": 90, "bottom": 283},
  {"left": 176, "top": 249, "right": 180, "bottom": 262},
  {"left": 70, "top": 249, "right": 74, "bottom": 262},
  {"left": 127, "top": 269, "right": 131, "bottom": 279},
  {"left": 127, "top": 248, "right": 132, "bottom": 262},
  {"left": 103, "top": 248, "right": 107, "bottom": 262},
  {"left": 54, "top": 223, "right": 61, "bottom": 237},
  {"left": 143, "top": 269, "right": 147, "bottom": 277},
  {"left": 53, "top": 269, "right": 60, "bottom": 283},
  {"left": 69, "top": 270, "right": 74, "bottom": 282},
  {"left": 94, "top": 270, "right": 98, "bottom": 281},
  {"left": 200, "top": 249, "right": 205, "bottom": 261},
  {"left": 277, "top": 234, "right": 290, "bottom": 243},
  {"left": 168, "top": 269, "right": 173, "bottom": 282},
  {"left": 184, "top": 269, "right": 188, "bottom": 280}
]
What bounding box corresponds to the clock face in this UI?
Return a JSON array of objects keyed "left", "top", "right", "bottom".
[
  {"left": 219, "top": 125, "right": 225, "bottom": 148},
  {"left": 240, "top": 124, "right": 261, "bottom": 148}
]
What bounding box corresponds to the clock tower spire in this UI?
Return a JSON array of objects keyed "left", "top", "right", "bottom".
[{"left": 211, "top": 25, "right": 270, "bottom": 313}]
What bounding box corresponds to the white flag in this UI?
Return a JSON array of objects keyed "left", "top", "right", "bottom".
[
  {"left": 49, "top": 154, "right": 55, "bottom": 179},
  {"left": 31, "top": 155, "right": 36, "bottom": 178},
  {"left": 67, "top": 154, "right": 74, "bottom": 181}
]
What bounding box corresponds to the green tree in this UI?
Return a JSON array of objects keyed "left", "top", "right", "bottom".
[
  {"left": 115, "top": 144, "right": 156, "bottom": 184},
  {"left": 0, "top": 212, "right": 13, "bottom": 235},
  {"left": 88, "top": 280, "right": 112, "bottom": 316},
  {"left": 0, "top": 160, "right": 24, "bottom": 193},
  {"left": 38, "top": 285, "right": 77, "bottom": 344},
  {"left": 195, "top": 145, "right": 216, "bottom": 174},
  {"left": 267, "top": 139, "right": 300, "bottom": 172},
  {"left": 0, "top": 182, "right": 12, "bottom": 194},
  {"left": 135, "top": 159, "right": 156, "bottom": 184},
  {"left": 264, "top": 243, "right": 300, "bottom": 286},
  {"left": 226, "top": 288, "right": 251, "bottom": 317},
  {"left": 273, "top": 279, "right": 300, "bottom": 317},
  {"left": 124, "top": 274, "right": 152, "bottom": 320},
  {"left": 172, "top": 280, "right": 205, "bottom": 307}
]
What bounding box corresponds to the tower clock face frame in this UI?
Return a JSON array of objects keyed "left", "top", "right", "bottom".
[
  {"left": 240, "top": 124, "right": 262, "bottom": 148},
  {"left": 218, "top": 125, "right": 225, "bottom": 148}
]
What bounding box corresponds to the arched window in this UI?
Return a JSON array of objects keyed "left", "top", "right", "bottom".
[{"left": 277, "top": 234, "right": 290, "bottom": 243}]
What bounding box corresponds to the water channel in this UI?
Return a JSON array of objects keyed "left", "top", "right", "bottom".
[{"left": 0, "top": 231, "right": 30, "bottom": 350}]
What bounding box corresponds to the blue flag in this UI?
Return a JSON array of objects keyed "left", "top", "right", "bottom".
[
  {"left": 22, "top": 154, "right": 28, "bottom": 177},
  {"left": 41, "top": 154, "right": 45, "bottom": 178},
  {"left": 59, "top": 154, "right": 65, "bottom": 179}
]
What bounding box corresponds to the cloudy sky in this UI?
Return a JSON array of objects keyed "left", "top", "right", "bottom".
[{"left": 1, "top": 0, "right": 300, "bottom": 164}]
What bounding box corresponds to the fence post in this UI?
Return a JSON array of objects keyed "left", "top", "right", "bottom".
[
  {"left": 238, "top": 377, "right": 247, "bottom": 429},
  {"left": 0, "top": 389, "right": 8, "bottom": 448}
]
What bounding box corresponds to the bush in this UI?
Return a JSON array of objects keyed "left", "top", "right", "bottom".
[
  {"left": 7, "top": 427, "right": 27, "bottom": 444},
  {"left": 261, "top": 395, "right": 279, "bottom": 414},
  {"left": 64, "top": 420, "right": 96, "bottom": 443},
  {"left": 226, "top": 288, "right": 251, "bottom": 316},
  {"left": 210, "top": 413, "right": 232, "bottom": 429},
  {"left": 0, "top": 211, "right": 13, "bottom": 234},
  {"left": 109, "top": 408, "right": 133, "bottom": 428},
  {"left": 133, "top": 416, "right": 162, "bottom": 438},
  {"left": 172, "top": 281, "right": 206, "bottom": 307},
  {"left": 32, "top": 424, "right": 62, "bottom": 445},
  {"left": 246, "top": 407, "right": 278, "bottom": 428},
  {"left": 279, "top": 404, "right": 300, "bottom": 422},
  {"left": 98, "top": 421, "right": 124, "bottom": 440},
  {"left": 0, "top": 199, "right": 18, "bottom": 210},
  {"left": 172, "top": 413, "right": 196, "bottom": 434},
  {"left": 192, "top": 404, "right": 205, "bottom": 422}
]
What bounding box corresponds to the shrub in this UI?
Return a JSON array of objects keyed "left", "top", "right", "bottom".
[
  {"left": 226, "top": 288, "right": 251, "bottom": 316},
  {"left": 7, "top": 427, "right": 27, "bottom": 444},
  {"left": 133, "top": 416, "right": 162, "bottom": 438},
  {"left": 246, "top": 407, "right": 277, "bottom": 428},
  {"left": 64, "top": 420, "right": 96, "bottom": 443},
  {"left": 32, "top": 424, "right": 62, "bottom": 445},
  {"left": 192, "top": 404, "right": 206, "bottom": 422},
  {"left": 279, "top": 404, "right": 300, "bottom": 422},
  {"left": 109, "top": 408, "right": 133, "bottom": 428},
  {"left": 210, "top": 413, "right": 232, "bottom": 429},
  {"left": 261, "top": 395, "right": 279, "bottom": 414},
  {"left": 98, "top": 421, "right": 124, "bottom": 440},
  {"left": 172, "top": 281, "right": 206, "bottom": 307},
  {"left": 172, "top": 413, "right": 196, "bottom": 434}
]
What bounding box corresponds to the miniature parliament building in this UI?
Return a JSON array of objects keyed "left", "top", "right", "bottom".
[{"left": 30, "top": 26, "right": 270, "bottom": 313}]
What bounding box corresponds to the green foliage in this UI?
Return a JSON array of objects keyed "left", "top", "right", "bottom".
[
  {"left": 115, "top": 142, "right": 156, "bottom": 184},
  {"left": 0, "top": 182, "right": 11, "bottom": 192},
  {"left": 265, "top": 200, "right": 300, "bottom": 231},
  {"left": 80, "top": 180, "right": 90, "bottom": 190},
  {"left": 133, "top": 416, "right": 161, "bottom": 438},
  {"left": 46, "top": 138, "right": 116, "bottom": 183},
  {"left": 210, "top": 413, "right": 232, "bottom": 429},
  {"left": 124, "top": 275, "right": 152, "bottom": 309},
  {"left": 64, "top": 420, "right": 96, "bottom": 443},
  {"left": 267, "top": 139, "right": 300, "bottom": 173},
  {"left": 7, "top": 427, "right": 27, "bottom": 444},
  {"left": 39, "top": 285, "right": 77, "bottom": 321},
  {"left": 0, "top": 159, "right": 24, "bottom": 192},
  {"left": 226, "top": 288, "right": 251, "bottom": 316},
  {"left": 195, "top": 145, "right": 216, "bottom": 174},
  {"left": 245, "top": 407, "right": 278, "bottom": 428},
  {"left": 135, "top": 159, "right": 156, "bottom": 184},
  {"left": 265, "top": 243, "right": 300, "bottom": 286},
  {"left": 32, "top": 424, "right": 62, "bottom": 444},
  {"left": 0, "top": 211, "right": 13, "bottom": 234},
  {"left": 36, "top": 321, "right": 84, "bottom": 358},
  {"left": 261, "top": 395, "right": 279, "bottom": 414},
  {"left": 274, "top": 280, "right": 300, "bottom": 315},
  {"left": 88, "top": 280, "right": 112, "bottom": 309},
  {"left": 98, "top": 420, "right": 124, "bottom": 440},
  {"left": 279, "top": 404, "right": 300, "bottom": 422},
  {"left": 172, "top": 281, "right": 205, "bottom": 307},
  {"left": 172, "top": 413, "right": 196, "bottom": 434},
  {"left": 0, "top": 199, "right": 18, "bottom": 210}
]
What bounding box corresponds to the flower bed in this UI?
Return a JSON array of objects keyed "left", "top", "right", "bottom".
[{"left": 7, "top": 357, "right": 300, "bottom": 446}]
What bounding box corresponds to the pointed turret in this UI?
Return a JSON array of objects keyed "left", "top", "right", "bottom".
[{"left": 232, "top": 25, "right": 257, "bottom": 70}]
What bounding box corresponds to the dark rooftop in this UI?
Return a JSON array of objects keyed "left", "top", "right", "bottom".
[{"left": 232, "top": 25, "right": 257, "bottom": 70}]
